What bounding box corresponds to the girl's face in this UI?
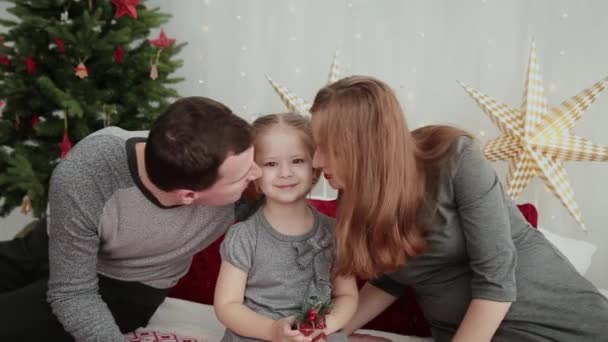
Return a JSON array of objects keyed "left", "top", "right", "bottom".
[
  {"left": 311, "top": 116, "right": 344, "bottom": 190},
  {"left": 254, "top": 126, "right": 315, "bottom": 204}
]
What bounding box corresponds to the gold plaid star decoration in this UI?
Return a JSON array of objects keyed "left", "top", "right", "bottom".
[
  {"left": 267, "top": 51, "right": 341, "bottom": 117},
  {"left": 460, "top": 41, "right": 608, "bottom": 230}
]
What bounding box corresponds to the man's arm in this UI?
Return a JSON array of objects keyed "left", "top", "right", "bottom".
[{"left": 47, "top": 151, "right": 127, "bottom": 341}]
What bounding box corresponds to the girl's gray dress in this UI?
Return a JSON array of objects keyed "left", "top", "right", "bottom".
[{"left": 219, "top": 206, "right": 347, "bottom": 341}]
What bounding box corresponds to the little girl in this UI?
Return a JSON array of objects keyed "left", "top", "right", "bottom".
[{"left": 214, "top": 113, "right": 358, "bottom": 342}]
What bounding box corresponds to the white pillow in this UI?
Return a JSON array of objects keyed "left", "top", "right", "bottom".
[
  {"left": 538, "top": 228, "right": 597, "bottom": 275},
  {"left": 146, "top": 298, "right": 434, "bottom": 341}
]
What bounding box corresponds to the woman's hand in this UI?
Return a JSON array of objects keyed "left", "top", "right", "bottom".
[{"left": 271, "top": 316, "right": 312, "bottom": 342}]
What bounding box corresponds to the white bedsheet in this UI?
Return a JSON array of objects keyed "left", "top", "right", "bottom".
[{"left": 142, "top": 297, "right": 433, "bottom": 342}]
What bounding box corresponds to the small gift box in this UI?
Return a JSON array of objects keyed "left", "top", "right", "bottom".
[{"left": 294, "top": 298, "right": 333, "bottom": 342}]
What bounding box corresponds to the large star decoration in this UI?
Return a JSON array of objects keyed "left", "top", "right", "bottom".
[
  {"left": 460, "top": 41, "right": 608, "bottom": 230},
  {"left": 149, "top": 28, "right": 175, "bottom": 49},
  {"left": 111, "top": 0, "right": 141, "bottom": 19},
  {"left": 267, "top": 51, "right": 341, "bottom": 117}
]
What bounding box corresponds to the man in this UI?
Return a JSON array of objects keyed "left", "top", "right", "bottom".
[{"left": 0, "top": 97, "right": 261, "bottom": 341}]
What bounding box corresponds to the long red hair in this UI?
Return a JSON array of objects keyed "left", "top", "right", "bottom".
[{"left": 311, "top": 76, "right": 468, "bottom": 278}]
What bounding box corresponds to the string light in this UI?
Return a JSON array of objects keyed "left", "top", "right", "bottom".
[
  {"left": 407, "top": 91, "right": 416, "bottom": 102},
  {"left": 549, "top": 82, "right": 558, "bottom": 93}
]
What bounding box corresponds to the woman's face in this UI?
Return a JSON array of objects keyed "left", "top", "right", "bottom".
[{"left": 311, "top": 115, "right": 344, "bottom": 190}]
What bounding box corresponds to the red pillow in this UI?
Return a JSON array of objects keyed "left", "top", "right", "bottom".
[{"left": 169, "top": 199, "right": 539, "bottom": 337}]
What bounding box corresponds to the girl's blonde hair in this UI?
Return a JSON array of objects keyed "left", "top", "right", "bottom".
[
  {"left": 242, "top": 113, "right": 321, "bottom": 200},
  {"left": 311, "top": 75, "right": 468, "bottom": 278}
]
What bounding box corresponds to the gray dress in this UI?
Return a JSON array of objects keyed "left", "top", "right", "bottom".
[
  {"left": 219, "top": 206, "right": 347, "bottom": 341},
  {"left": 372, "top": 136, "right": 608, "bottom": 342}
]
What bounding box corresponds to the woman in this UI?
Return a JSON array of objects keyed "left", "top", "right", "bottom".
[{"left": 310, "top": 75, "right": 608, "bottom": 342}]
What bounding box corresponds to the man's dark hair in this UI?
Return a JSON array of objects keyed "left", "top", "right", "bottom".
[{"left": 145, "top": 96, "right": 252, "bottom": 191}]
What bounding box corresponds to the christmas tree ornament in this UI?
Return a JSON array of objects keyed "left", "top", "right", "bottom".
[
  {"left": 149, "top": 28, "right": 175, "bottom": 49},
  {"left": 460, "top": 41, "right": 608, "bottom": 230},
  {"left": 25, "top": 56, "right": 36, "bottom": 74},
  {"left": 60, "top": 9, "right": 70, "bottom": 23},
  {"left": 149, "top": 48, "right": 163, "bottom": 80},
  {"left": 149, "top": 63, "right": 158, "bottom": 80},
  {"left": 59, "top": 131, "right": 72, "bottom": 158},
  {"left": 58, "top": 114, "right": 72, "bottom": 159},
  {"left": 114, "top": 46, "right": 124, "bottom": 64},
  {"left": 55, "top": 38, "right": 65, "bottom": 53},
  {"left": 20, "top": 196, "right": 32, "bottom": 214},
  {"left": 294, "top": 298, "right": 333, "bottom": 342},
  {"left": 267, "top": 51, "right": 341, "bottom": 117},
  {"left": 0, "top": 55, "right": 9, "bottom": 65},
  {"left": 30, "top": 114, "right": 40, "bottom": 128},
  {"left": 74, "top": 60, "right": 88, "bottom": 79},
  {"left": 112, "top": 0, "right": 141, "bottom": 19}
]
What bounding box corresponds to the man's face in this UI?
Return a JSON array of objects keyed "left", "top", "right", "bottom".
[{"left": 193, "top": 146, "right": 262, "bottom": 206}]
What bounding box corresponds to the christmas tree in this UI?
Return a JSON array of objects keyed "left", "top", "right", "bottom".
[{"left": 0, "top": 0, "right": 184, "bottom": 218}]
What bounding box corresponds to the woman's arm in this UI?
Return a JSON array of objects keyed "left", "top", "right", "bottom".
[
  {"left": 325, "top": 276, "right": 358, "bottom": 334},
  {"left": 451, "top": 138, "right": 519, "bottom": 340},
  {"left": 342, "top": 282, "right": 399, "bottom": 335},
  {"left": 214, "top": 261, "right": 310, "bottom": 342},
  {"left": 452, "top": 299, "right": 512, "bottom": 342}
]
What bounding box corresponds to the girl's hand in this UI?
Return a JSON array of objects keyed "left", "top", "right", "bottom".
[
  {"left": 348, "top": 333, "right": 392, "bottom": 341},
  {"left": 271, "top": 316, "right": 312, "bottom": 342}
]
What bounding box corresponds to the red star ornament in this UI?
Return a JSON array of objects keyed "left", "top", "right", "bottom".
[
  {"left": 111, "top": 0, "right": 141, "bottom": 19},
  {"left": 149, "top": 28, "right": 175, "bottom": 49}
]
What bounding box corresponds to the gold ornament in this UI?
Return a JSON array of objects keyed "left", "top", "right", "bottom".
[
  {"left": 149, "top": 64, "right": 158, "bottom": 80},
  {"left": 460, "top": 41, "right": 608, "bottom": 230},
  {"left": 20, "top": 196, "right": 32, "bottom": 214},
  {"left": 267, "top": 51, "right": 341, "bottom": 117}
]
